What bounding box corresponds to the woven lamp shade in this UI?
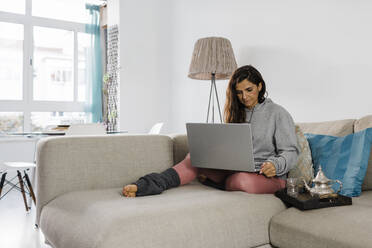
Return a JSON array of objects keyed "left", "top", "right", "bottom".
[{"left": 188, "top": 37, "right": 237, "bottom": 80}]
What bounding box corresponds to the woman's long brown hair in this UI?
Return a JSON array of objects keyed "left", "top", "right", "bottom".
[{"left": 224, "top": 65, "right": 267, "bottom": 123}]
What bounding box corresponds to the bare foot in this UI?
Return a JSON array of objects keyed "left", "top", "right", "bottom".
[
  {"left": 198, "top": 174, "right": 207, "bottom": 183},
  {"left": 122, "top": 184, "right": 138, "bottom": 197}
]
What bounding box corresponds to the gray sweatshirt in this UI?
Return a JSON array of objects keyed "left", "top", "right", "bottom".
[{"left": 246, "top": 98, "right": 299, "bottom": 179}]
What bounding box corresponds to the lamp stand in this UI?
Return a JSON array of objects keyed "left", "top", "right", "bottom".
[{"left": 206, "top": 73, "right": 222, "bottom": 123}]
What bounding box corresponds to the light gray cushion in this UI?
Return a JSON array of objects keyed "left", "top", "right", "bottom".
[
  {"left": 40, "top": 182, "right": 286, "bottom": 248},
  {"left": 354, "top": 115, "right": 372, "bottom": 191},
  {"left": 270, "top": 191, "right": 372, "bottom": 248},
  {"left": 296, "top": 119, "right": 355, "bottom": 137}
]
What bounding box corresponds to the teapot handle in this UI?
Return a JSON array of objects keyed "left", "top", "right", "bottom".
[{"left": 332, "top": 180, "right": 343, "bottom": 194}]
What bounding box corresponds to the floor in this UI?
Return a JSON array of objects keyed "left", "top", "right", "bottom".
[{"left": 0, "top": 183, "right": 51, "bottom": 248}]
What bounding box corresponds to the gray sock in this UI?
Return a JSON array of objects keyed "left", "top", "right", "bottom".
[{"left": 134, "top": 168, "right": 180, "bottom": 196}]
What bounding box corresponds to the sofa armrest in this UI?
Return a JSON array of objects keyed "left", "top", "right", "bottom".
[{"left": 36, "top": 134, "right": 173, "bottom": 225}]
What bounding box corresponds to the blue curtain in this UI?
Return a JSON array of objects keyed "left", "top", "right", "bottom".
[{"left": 85, "top": 4, "right": 103, "bottom": 123}]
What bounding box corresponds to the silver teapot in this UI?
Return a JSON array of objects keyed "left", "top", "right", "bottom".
[{"left": 303, "top": 166, "right": 342, "bottom": 197}]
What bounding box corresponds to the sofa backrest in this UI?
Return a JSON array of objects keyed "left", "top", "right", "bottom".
[
  {"left": 171, "top": 116, "right": 372, "bottom": 192},
  {"left": 169, "top": 134, "right": 189, "bottom": 164},
  {"left": 171, "top": 119, "right": 357, "bottom": 166},
  {"left": 296, "top": 119, "right": 355, "bottom": 137}
]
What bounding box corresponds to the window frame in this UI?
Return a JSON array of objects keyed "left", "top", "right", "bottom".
[{"left": 0, "top": 0, "right": 88, "bottom": 132}]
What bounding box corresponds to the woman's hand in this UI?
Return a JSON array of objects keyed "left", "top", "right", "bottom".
[{"left": 259, "top": 162, "right": 276, "bottom": 177}]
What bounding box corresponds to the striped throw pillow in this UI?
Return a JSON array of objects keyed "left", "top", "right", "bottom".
[{"left": 305, "top": 128, "right": 372, "bottom": 197}]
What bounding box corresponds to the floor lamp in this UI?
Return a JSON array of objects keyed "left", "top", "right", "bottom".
[{"left": 188, "top": 37, "right": 237, "bottom": 123}]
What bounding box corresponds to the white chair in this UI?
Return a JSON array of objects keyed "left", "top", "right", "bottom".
[
  {"left": 0, "top": 138, "right": 37, "bottom": 211},
  {"left": 65, "top": 123, "right": 106, "bottom": 136},
  {"left": 1, "top": 162, "right": 36, "bottom": 211},
  {"left": 149, "top": 122, "right": 164, "bottom": 134}
]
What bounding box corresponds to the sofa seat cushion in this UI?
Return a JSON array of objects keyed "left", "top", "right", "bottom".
[
  {"left": 40, "top": 182, "right": 286, "bottom": 248},
  {"left": 270, "top": 191, "right": 372, "bottom": 248}
]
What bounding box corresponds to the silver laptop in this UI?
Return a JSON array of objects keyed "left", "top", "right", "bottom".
[{"left": 186, "top": 123, "right": 257, "bottom": 172}]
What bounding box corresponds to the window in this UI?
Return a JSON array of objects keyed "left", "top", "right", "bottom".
[
  {"left": 0, "top": 0, "right": 25, "bottom": 14},
  {"left": 33, "top": 27, "right": 74, "bottom": 101},
  {"left": 0, "top": 22, "right": 23, "bottom": 100},
  {"left": 78, "top": 32, "right": 91, "bottom": 102},
  {"left": 0, "top": 0, "right": 102, "bottom": 133},
  {"left": 31, "top": 112, "right": 88, "bottom": 131},
  {"left": 32, "top": 0, "right": 92, "bottom": 23},
  {"left": 0, "top": 112, "right": 23, "bottom": 132}
]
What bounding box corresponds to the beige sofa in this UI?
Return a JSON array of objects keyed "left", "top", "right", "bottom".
[{"left": 36, "top": 115, "right": 372, "bottom": 248}]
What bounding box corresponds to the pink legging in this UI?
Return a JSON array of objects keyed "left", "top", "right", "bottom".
[{"left": 173, "top": 153, "right": 286, "bottom": 194}]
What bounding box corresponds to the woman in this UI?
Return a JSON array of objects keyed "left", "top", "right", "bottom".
[{"left": 123, "top": 65, "right": 299, "bottom": 197}]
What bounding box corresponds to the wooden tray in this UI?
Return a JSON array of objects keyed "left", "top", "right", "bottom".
[{"left": 275, "top": 188, "right": 352, "bottom": 210}]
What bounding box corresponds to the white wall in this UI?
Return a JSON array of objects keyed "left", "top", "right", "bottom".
[
  {"left": 117, "top": 0, "right": 173, "bottom": 133},
  {"left": 170, "top": 0, "right": 372, "bottom": 133},
  {"left": 114, "top": 0, "right": 372, "bottom": 134}
]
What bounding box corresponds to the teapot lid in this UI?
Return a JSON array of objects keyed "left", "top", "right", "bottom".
[{"left": 313, "top": 166, "right": 332, "bottom": 183}]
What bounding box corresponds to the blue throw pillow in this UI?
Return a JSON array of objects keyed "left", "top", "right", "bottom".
[{"left": 304, "top": 128, "right": 372, "bottom": 197}]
